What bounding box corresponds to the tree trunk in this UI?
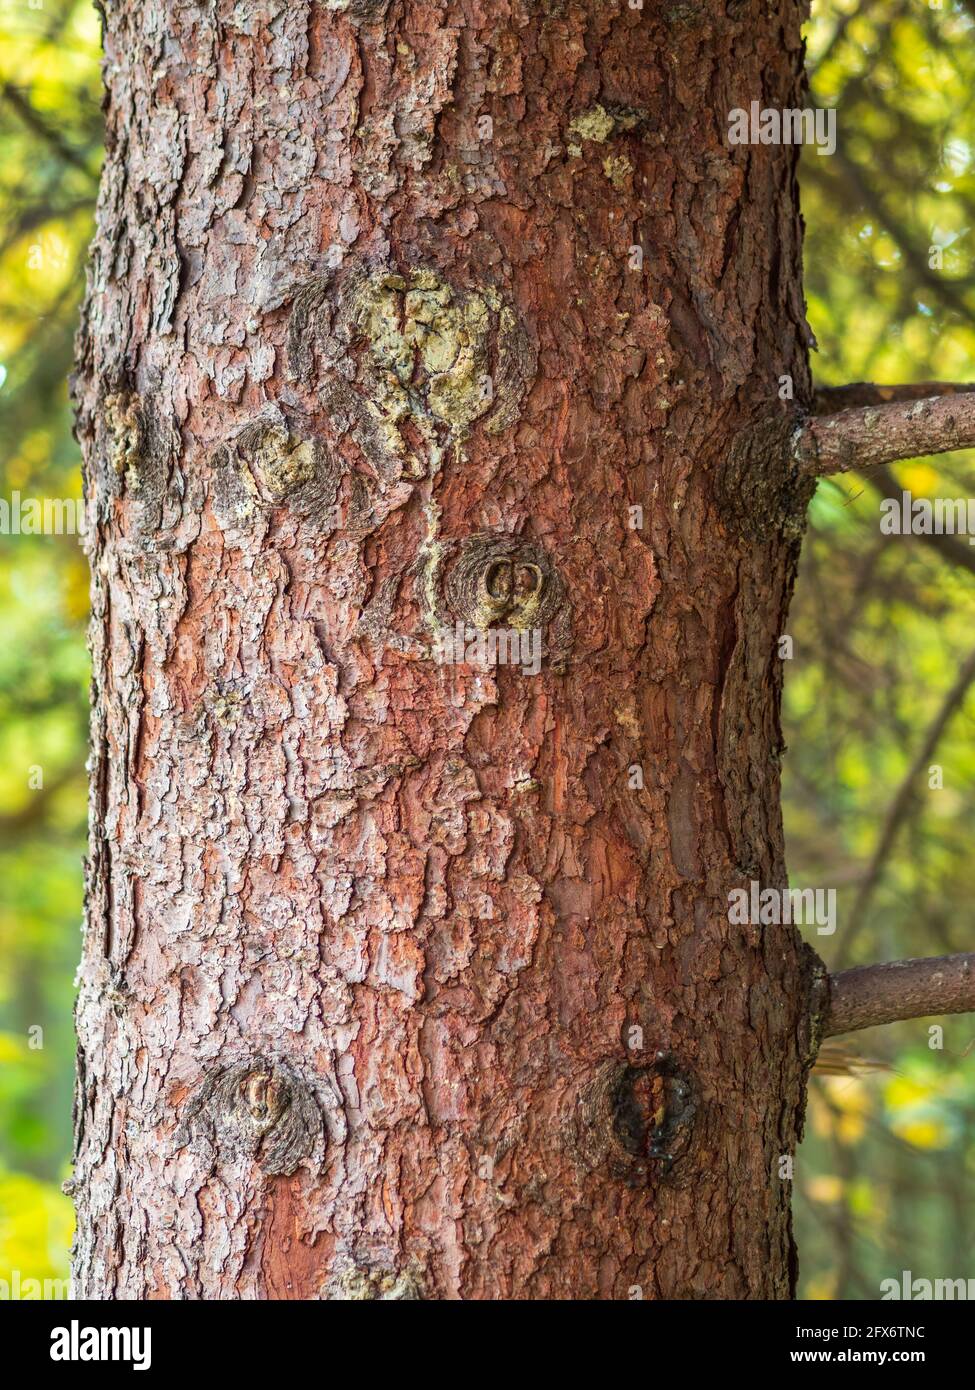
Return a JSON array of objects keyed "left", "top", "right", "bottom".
[{"left": 71, "top": 0, "right": 824, "bottom": 1300}]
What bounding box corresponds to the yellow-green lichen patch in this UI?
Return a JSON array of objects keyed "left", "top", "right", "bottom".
[
  {"left": 104, "top": 391, "right": 143, "bottom": 489},
  {"left": 328, "top": 1267, "right": 424, "bottom": 1301},
  {"left": 566, "top": 105, "right": 648, "bottom": 161},
  {"left": 247, "top": 423, "right": 316, "bottom": 500},
  {"left": 210, "top": 688, "right": 245, "bottom": 729},
  {"left": 602, "top": 153, "right": 633, "bottom": 189},
  {"left": 308, "top": 263, "right": 537, "bottom": 481},
  {"left": 212, "top": 403, "right": 340, "bottom": 532},
  {"left": 568, "top": 105, "right": 617, "bottom": 144},
  {"left": 350, "top": 270, "right": 495, "bottom": 435},
  {"left": 513, "top": 776, "right": 541, "bottom": 795},
  {"left": 408, "top": 280, "right": 493, "bottom": 430}
]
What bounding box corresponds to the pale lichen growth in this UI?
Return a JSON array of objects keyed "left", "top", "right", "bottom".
[
  {"left": 289, "top": 261, "right": 537, "bottom": 481},
  {"left": 209, "top": 685, "right": 246, "bottom": 729},
  {"left": 346, "top": 270, "right": 523, "bottom": 469},
  {"left": 566, "top": 104, "right": 650, "bottom": 154},
  {"left": 212, "top": 403, "right": 341, "bottom": 531},
  {"left": 323, "top": 0, "right": 391, "bottom": 16},
  {"left": 602, "top": 153, "right": 633, "bottom": 189},
  {"left": 568, "top": 105, "right": 617, "bottom": 143},
  {"left": 416, "top": 497, "right": 447, "bottom": 634},
  {"left": 513, "top": 776, "right": 541, "bottom": 794},
  {"left": 104, "top": 392, "right": 143, "bottom": 489},
  {"left": 327, "top": 1266, "right": 424, "bottom": 1301}
]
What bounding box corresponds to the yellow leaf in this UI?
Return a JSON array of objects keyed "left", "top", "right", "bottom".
[
  {"left": 899, "top": 463, "right": 939, "bottom": 494},
  {"left": 891, "top": 1118, "right": 947, "bottom": 1149},
  {"left": 885, "top": 1075, "right": 931, "bottom": 1108},
  {"left": 808, "top": 1175, "right": 845, "bottom": 1203},
  {"left": 0, "top": 1033, "right": 26, "bottom": 1063}
]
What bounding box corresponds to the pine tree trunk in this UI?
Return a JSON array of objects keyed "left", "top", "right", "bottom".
[{"left": 71, "top": 0, "right": 824, "bottom": 1300}]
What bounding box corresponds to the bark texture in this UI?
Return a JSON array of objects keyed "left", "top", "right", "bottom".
[{"left": 71, "top": 0, "right": 823, "bottom": 1299}]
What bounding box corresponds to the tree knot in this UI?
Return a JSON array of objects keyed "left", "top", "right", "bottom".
[
  {"left": 568, "top": 1053, "right": 698, "bottom": 1185},
  {"left": 422, "top": 531, "right": 572, "bottom": 668},
  {"left": 173, "top": 1054, "right": 329, "bottom": 1177}
]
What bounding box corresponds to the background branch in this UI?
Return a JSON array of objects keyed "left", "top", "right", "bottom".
[
  {"left": 865, "top": 463, "right": 975, "bottom": 577},
  {"left": 826, "top": 952, "right": 975, "bottom": 1036},
  {"left": 815, "top": 382, "right": 975, "bottom": 413},
  {"left": 834, "top": 640, "right": 975, "bottom": 966},
  {"left": 0, "top": 83, "right": 94, "bottom": 174}
]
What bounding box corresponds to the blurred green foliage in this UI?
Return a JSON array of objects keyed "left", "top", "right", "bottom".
[
  {"left": 793, "top": 0, "right": 975, "bottom": 1298},
  {"left": 0, "top": 0, "right": 100, "bottom": 1290},
  {"left": 0, "top": 0, "right": 973, "bottom": 1298}
]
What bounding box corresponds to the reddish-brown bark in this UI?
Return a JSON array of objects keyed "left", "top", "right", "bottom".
[{"left": 71, "top": 0, "right": 825, "bottom": 1299}]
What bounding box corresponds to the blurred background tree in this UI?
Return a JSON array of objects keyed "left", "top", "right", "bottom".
[
  {"left": 794, "top": 0, "right": 975, "bottom": 1299},
  {"left": 0, "top": 0, "right": 972, "bottom": 1297},
  {"left": 0, "top": 0, "right": 99, "bottom": 1286}
]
